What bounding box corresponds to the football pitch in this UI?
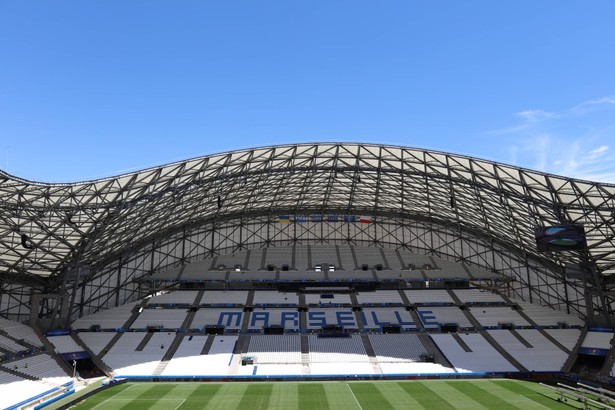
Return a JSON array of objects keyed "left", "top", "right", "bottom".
[{"left": 66, "top": 379, "right": 593, "bottom": 409}]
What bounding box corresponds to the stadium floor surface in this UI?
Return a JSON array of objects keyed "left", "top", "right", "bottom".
[{"left": 65, "top": 379, "right": 592, "bottom": 409}]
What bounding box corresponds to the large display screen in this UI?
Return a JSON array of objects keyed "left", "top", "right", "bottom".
[{"left": 534, "top": 224, "right": 587, "bottom": 252}]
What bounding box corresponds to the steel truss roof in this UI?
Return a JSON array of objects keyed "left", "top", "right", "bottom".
[{"left": 1, "top": 143, "right": 614, "bottom": 287}]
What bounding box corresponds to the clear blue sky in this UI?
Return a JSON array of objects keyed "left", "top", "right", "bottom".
[{"left": 1, "top": 1, "right": 614, "bottom": 183}]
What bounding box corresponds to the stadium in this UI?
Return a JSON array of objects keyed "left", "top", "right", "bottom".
[{"left": 1, "top": 142, "right": 614, "bottom": 409}]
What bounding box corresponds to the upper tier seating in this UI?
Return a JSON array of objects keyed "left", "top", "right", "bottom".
[
  {"left": 247, "top": 309, "right": 301, "bottom": 331},
  {"left": 200, "top": 290, "right": 248, "bottom": 305},
  {"left": 454, "top": 289, "right": 506, "bottom": 304},
  {"left": 381, "top": 248, "right": 403, "bottom": 270},
  {"left": 310, "top": 246, "right": 338, "bottom": 269},
  {"left": 469, "top": 307, "right": 531, "bottom": 328},
  {"left": 356, "top": 290, "right": 404, "bottom": 305},
  {"left": 511, "top": 300, "right": 585, "bottom": 327},
  {"left": 304, "top": 293, "right": 352, "bottom": 305},
  {"left": 130, "top": 308, "right": 188, "bottom": 329},
  {"left": 404, "top": 290, "right": 455, "bottom": 305},
  {"left": 147, "top": 290, "right": 200, "bottom": 305},
  {"left": 215, "top": 252, "right": 248, "bottom": 271},
  {"left": 361, "top": 308, "right": 416, "bottom": 329},
  {"left": 264, "top": 247, "right": 294, "bottom": 270},
  {"left": 424, "top": 259, "right": 469, "bottom": 280},
  {"left": 416, "top": 307, "right": 473, "bottom": 328},
  {"left": 192, "top": 308, "right": 244, "bottom": 330},
  {"left": 71, "top": 302, "right": 138, "bottom": 330},
  {"left": 354, "top": 247, "right": 386, "bottom": 270},
  {"left": 252, "top": 291, "right": 299, "bottom": 306},
  {"left": 294, "top": 246, "right": 309, "bottom": 270},
  {"left": 338, "top": 245, "right": 357, "bottom": 270}
]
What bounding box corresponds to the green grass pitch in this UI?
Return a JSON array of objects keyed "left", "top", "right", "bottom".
[{"left": 66, "top": 379, "right": 591, "bottom": 409}]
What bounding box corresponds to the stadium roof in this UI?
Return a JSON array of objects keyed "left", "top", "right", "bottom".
[{"left": 1, "top": 143, "right": 614, "bottom": 285}]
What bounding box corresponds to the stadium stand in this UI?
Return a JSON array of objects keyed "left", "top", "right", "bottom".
[
  {"left": 430, "top": 333, "right": 518, "bottom": 373},
  {"left": 0, "top": 317, "right": 44, "bottom": 347},
  {"left": 3, "top": 143, "right": 615, "bottom": 400},
  {"left": 71, "top": 302, "right": 139, "bottom": 330},
  {"left": 47, "top": 335, "right": 83, "bottom": 354}
]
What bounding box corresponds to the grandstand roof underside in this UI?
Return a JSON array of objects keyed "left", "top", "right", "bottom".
[{"left": 1, "top": 143, "right": 614, "bottom": 284}]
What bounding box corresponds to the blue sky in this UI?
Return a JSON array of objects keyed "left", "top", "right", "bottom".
[{"left": 1, "top": 1, "right": 614, "bottom": 183}]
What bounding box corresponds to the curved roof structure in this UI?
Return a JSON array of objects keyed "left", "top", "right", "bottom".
[{"left": 1, "top": 143, "right": 614, "bottom": 290}]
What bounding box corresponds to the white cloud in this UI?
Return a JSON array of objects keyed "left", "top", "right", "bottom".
[
  {"left": 588, "top": 145, "right": 609, "bottom": 158},
  {"left": 515, "top": 109, "right": 556, "bottom": 123},
  {"left": 503, "top": 96, "right": 615, "bottom": 183}
]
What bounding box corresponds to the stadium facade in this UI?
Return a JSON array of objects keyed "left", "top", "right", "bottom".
[{"left": 0, "top": 142, "right": 614, "bottom": 327}]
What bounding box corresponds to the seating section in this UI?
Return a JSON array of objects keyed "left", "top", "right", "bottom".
[
  {"left": 61, "top": 249, "right": 592, "bottom": 379},
  {"left": 381, "top": 248, "right": 403, "bottom": 270},
  {"left": 544, "top": 329, "right": 582, "bottom": 351},
  {"left": 368, "top": 334, "right": 427, "bottom": 362},
  {"left": 310, "top": 246, "right": 338, "bottom": 269},
  {"left": 76, "top": 331, "right": 116, "bottom": 355},
  {"left": 0, "top": 317, "right": 43, "bottom": 347},
  {"left": 469, "top": 307, "right": 531, "bottom": 327},
  {"left": 193, "top": 308, "right": 244, "bottom": 330},
  {"left": 581, "top": 331, "right": 614, "bottom": 349},
  {"left": 0, "top": 371, "right": 61, "bottom": 410},
  {"left": 356, "top": 290, "right": 403, "bottom": 305},
  {"left": 161, "top": 335, "right": 237, "bottom": 376},
  {"left": 512, "top": 300, "right": 585, "bottom": 327},
  {"left": 361, "top": 308, "right": 416, "bottom": 329},
  {"left": 304, "top": 293, "right": 352, "bottom": 305},
  {"left": 253, "top": 291, "right": 299, "bottom": 305},
  {"left": 147, "top": 290, "right": 199, "bottom": 305},
  {"left": 430, "top": 333, "right": 517, "bottom": 373},
  {"left": 102, "top": 332, "right": 176, "bottom": 376},
  {"left": 1, "top": 353, "right": 71, "bottom": 385},
  {"left": 264, "top": 248, "right": 293, "bottom": 269},
  {"left": 47, "top": 335, "right": 83, "bottom": 354},
  {"left": 424, "top": 259, "right": 468, "bottom": 280},
  {"left": 0, "top": 334, "right": 28, "bottom": 353},
  {"left": 417, "top": 307, "right": 472, "bottom": 328},
  {"left": 247, "top": 309, "right": 300, "bottom": 331},
  {"left": 308, "top": 335, "right": 369, "bottom": 363},
  {"left": 487, "top": 329, "right": 570, "bottom": 371},
  {"left": 200, "top": 291, "right": 248, "bottom": 305},
  {"left": 404, "top": 290, "right": 455, "bottom": 305},
  {"left": 338, "top": 245, "right": 357, "bottom": 270},
  {"left": 454, "top": 289, "right": 506, "bottom": 304},
  {"left": 354, "top": 247, "right": 385, "bottom": 269},
  {"left": 130, "top": 309, "right": 188, "bottom": 329},
  {"left": 71, "top": 302, "right": 138, "bottom": 330},
  {"left": 247, "top": 335, "right": 301, "bottom": 364}
]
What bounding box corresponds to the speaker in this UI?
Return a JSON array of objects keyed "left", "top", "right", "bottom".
[{"left": 21, "top": 234, "right": 34, "bottom": 249}]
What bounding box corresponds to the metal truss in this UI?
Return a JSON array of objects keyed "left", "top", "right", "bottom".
[{"left": 0, "top": 143, "right": 614, "bottom": 321}]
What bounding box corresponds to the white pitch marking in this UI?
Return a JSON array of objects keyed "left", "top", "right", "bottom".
[{"left": 347, "top": 383, "right": 363, "bottom": 410}]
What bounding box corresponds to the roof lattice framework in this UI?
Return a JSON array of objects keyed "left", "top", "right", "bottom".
[{"left": 1, "top": 143, "right": 614, "bottom": 287}]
